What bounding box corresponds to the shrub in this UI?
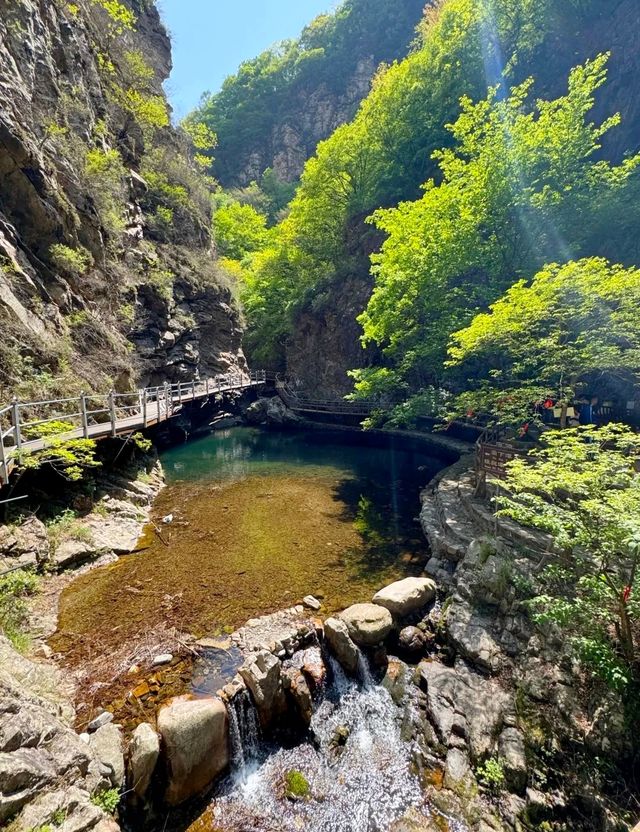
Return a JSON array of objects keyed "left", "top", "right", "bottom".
[
  {"left": 90, "top": 788, "right": 120, "bottom": 814},
  {"left": 49, "top": 244, "right": 94, "bottom": 276},
  {"left": 84, "top": 148, "right": 127, "bottom": 237},
  {"left": 476, "top": 757, "right": 506, "bottom": 793}
]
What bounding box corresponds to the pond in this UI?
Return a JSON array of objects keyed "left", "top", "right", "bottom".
[{"left": 50, "top": 427, "right": 449, "bottom": 726}]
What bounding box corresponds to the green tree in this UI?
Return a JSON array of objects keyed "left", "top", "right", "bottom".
[
  {"left": 212, "top": 202, "right": 269, "bottom": 259},
  {"left": 446, "top": 258, "right": 640, "bottom": 426},
  {"left": 353, "top": 55, "right": 640, "bottom": 412},
  {"left": 498, "top": 425, "right": 640, "bottom": 700}
]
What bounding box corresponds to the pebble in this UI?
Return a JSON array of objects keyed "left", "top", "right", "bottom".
[
  {"left": 152, "top": 653, "right": 173, "bottom": 667},
  {"left": 303, "top": 595, "right": 322, "bottom": 611},
  {"left": 87, "top": 711, "right": 114, "bottom": 733}
]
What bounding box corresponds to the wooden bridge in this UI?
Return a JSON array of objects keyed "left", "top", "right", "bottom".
[
  {"left": 0, "top": 370, "right": 268, "bottom": 486},
  {"left": 275, "top": 377, "right": 384, "bottom": 417}
]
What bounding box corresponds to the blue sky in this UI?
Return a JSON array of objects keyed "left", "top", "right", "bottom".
[{"left": 158, "top": 0, "right": 337, "bottom": 120}]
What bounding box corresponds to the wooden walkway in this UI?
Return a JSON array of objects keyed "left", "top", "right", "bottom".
[
  {"left": 275, "top": 377, "right": 383, "bottom": 417},
  {"left": 0, "top": 370, "right": 267, "bottom": 485}
]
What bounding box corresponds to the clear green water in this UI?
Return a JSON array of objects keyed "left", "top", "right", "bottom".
[{"left": 52, "top": 427, "right": 448, "bottom": 723}]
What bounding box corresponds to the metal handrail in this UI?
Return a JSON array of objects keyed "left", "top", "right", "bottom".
[{"left": 0, "top": 369, "right": 268, "bottom": 484}]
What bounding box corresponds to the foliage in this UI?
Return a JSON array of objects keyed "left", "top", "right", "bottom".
[
  {"left": 0, "top": 569, "right": 39, "bottom": 652},
  {"left": 354, "top": 54, "right": 640, "bottom": 405},
  {"left": 46, "top": 508, "right": 93, "bottom": 553},
  {"left": 19, "top": 421, "right": 100, "bottom": 482},
  {"left": 213, "top": 201, "right": 269, "bottom": 259},
  {"left": 476, "top": 757, "right": 506, "bottom": 792},
  {"left": 91, "top": 0, "right": 136, "bottom": 35},
  {"left": 236, "top": 0, "right": 562, "bottom": 366},
  {"left": 190, "top": 0, "right": 425, "bottom": 185},
  {"left": 90, "top": 788, "right": 120, "bottom": 814},
  {"left": 84, "top": 147, "right": 127, "bottom": 237},
  {"left": 446, "top": 258, "right": 640, "bottom": 425},
  {"left": 498, "top": 425, "right": 640, "bottom": 699},
  {"left": 49, "top": 244, "right": 94, "bottom": 276},
  {"left": 131, "top": 432, "right": 152, "bottom": 453},
  {"left": 283, "top": 769, "right": 310, "bottom": 800}
]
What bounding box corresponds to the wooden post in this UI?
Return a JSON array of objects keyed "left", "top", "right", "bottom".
[
  {"left": 205, "top": 377, "right": 209, "bottom": 395},
  {"left": 142, "top": 389, "right": 148, "bottom": 428},
  {"left": 11, "top": 398, "right": 22, "bottom": 450},
  {"left": 178, "top": 383, "right": 182, "bottom": 405},
  {"left": 164, "top": 382, "right": 170, "bottom": 420},
  {"left": 108, "top": 391, "right": 117, "bottom": 437},
  {"left": 80, "top": 393, "right": 89, "bottom": 438},
  {"left": 192, "top": 380, "right": 196, "bottom": 400},
  {"left": 157, "top": 388, "right": 161, "bottom": 422}
]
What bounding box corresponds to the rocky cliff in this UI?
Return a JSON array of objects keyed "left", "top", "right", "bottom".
[
  {"left": 196, "top": 0, "right": 426, "bottom": 187},
  {"left": 0, "top": 0, "right": 245, "bottom": 403}
]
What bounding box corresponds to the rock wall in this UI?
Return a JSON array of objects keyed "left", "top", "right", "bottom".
[{"left": 0, "top": 0, "right": 245, "bottom": 401}]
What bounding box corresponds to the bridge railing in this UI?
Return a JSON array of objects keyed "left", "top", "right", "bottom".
[
  {"left": 0, "top": 369, "right": 267, "bottom": 484},
  {"left": 276, "top": 376, "right": 384, "bottom": 417}
]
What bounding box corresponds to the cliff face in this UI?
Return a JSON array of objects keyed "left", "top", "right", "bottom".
[
  {"left": 199, "top": 0, "right": 426, "bottom": 187},
  {"left": 0, "top": 0, "right": 245, "bottom": 402}
]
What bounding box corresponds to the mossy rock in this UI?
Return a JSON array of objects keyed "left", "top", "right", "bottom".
[{"left": 283, "top": 769, "right": 310, "bottom": 800}]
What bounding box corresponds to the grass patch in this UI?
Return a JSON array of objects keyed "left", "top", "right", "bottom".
[{"left": 0, "top": 569, "right": 39, "bottom": 652}]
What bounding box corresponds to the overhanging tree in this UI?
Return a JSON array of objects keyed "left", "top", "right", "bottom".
[{"left": 446, "top": 257, "right": 640, "bottom": 426}]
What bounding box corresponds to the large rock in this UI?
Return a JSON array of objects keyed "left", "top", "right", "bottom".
[
  {"left": 419, "top": 660, "right": 514, "bottom": 763},
  {"left": 324, "top": 617, "right": 359, "bottom": 674},
  {"left": 339, "top": 603, "right": 393, "bottom": 647},
  {"left": 89, "top": 724, "right": 125, "bottom": 788},
  {"left": 0, "top": 516, "right": 50, "bottom": 571},
  {"left": 372, "top": 577, "right": 436, "bottom": 618},
  {"left": 283, "top": 667, "right": 313, "bottom": 725},
  {"left": 7, "top": 785, "right": 117, "bottom": 832},
  {"left": 239, "top": 650, "right": 286, "bottom": 728},
  {"left": 128, "top": 722, "right": 159, "bottom": 798},
  {"left": 157, "top": 695, "right": 229, "bottom": 806},
  {"left": 445, "top": 599, "right": 502, "bottom": 673}
]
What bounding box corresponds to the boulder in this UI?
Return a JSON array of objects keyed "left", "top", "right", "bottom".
[
  {"left": 445, "top": 600, "right": 502, "bottom": 673},
  {"left": 0, "top": 516, "right": 50, "bottom": 571},
  {"left": 89, "top": 724, "right": 125, "bottom": 788},
  {"left": 302, "top": 595, "right": 322, "bottom": 611},
  {"left": 157, "top": 695, "right": 229, "bottom": 806},
  {"left": 372, "top": 577, "right": 436, "bottom": 618},
  {"left": 239, "top": 651, "right": 286, "bottom": 728},
  {"left": 419, "top": 660, "right": 513, "bottom": 763},
  {"left": 245, "top": 398, "right": 269, "bottom": 424},
  {"left": 339, "top": 603, "right": 393, "bottom": 647},
  {"left": 283, "top": 668, "right": 313, "bottom": 725},
  {"left": 324, "top": 617, "right": 359, "bottom": 674},
  {"left": 301, "top": 646, "right": 326, "bottom": 694},
  {"left": 398, "top": 626, "right": 427, "bottom": 654},
  {"left": 390, "top": 808, "right": 444, "bottom": 831},
  {"left": 8, "top": 785, "right": 114, "bottom": 832},
  {"left": 128, "top": 722, "right": 159, "bottom": 798},
  {"left": 87, "top": 711, "right": 114, "bottom": 733}
]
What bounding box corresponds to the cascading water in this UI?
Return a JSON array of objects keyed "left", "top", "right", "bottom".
[
  {"left": 210, "top": 654, "right": 467, "bottom": 832},
  {"left": 227, "top": 688, "right": 262, "bottom": 783}
]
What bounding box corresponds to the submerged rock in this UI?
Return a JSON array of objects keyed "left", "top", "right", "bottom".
[
  {"left": 128, "top": 722, "right": 160, "bottom": 799},
  {"left": 157, "top": 695, "right": 229, "bottom": 806},
  {"left": 324, "top": 617, "right": 360, "bottom": 674},
  {"left": 373, "top": 577, "right": 436, "bottom": 618},
  {"left": 283, "top": 667, "right": 314, "bottom": 725},
  {"left": 339, "top": 603, "right": 393, "bottom": 647}
]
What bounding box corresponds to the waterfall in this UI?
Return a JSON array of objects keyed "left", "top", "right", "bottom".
[{"left": 227, "top": 688, "right": 261, "bottom": 782}]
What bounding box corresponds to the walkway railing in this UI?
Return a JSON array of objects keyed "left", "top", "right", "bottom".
[
  {"left": 0, "top": 370, "right": 267, "bottom": 485},
  {"left": 275, "top": 376, "right": 386, "bottom": 417}
]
